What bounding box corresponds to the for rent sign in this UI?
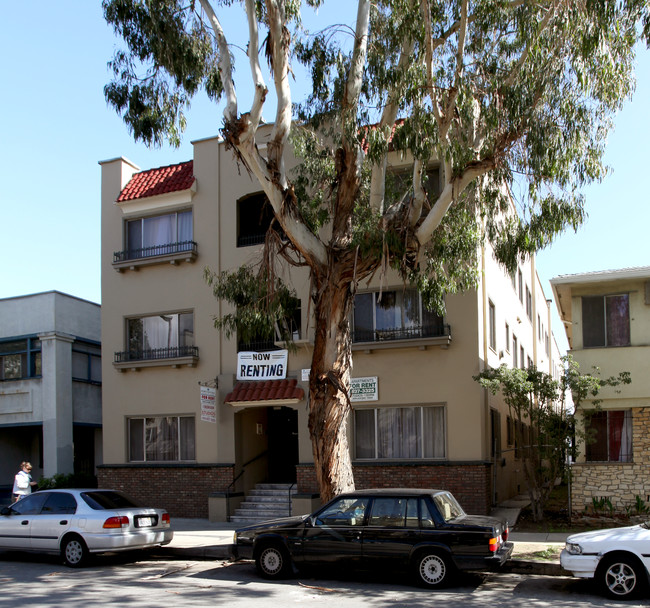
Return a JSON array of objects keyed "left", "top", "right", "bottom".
[
  {"left": 351, "top": 377, "right": 378, "bottom": 402},
  {"left": 237, "top": 350, "right": 288, "bottom": 380}
]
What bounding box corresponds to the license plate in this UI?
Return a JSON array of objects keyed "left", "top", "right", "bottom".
[{"left": 137, "top": 516, "right": 153, "bottom": 528}]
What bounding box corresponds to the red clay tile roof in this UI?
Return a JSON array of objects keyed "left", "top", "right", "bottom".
[
  {"left": 118, "top": 161, "right": 195, "bottom": 202},
  {"left": 225, "top": 379, "right": 305, "bottom": 404}
]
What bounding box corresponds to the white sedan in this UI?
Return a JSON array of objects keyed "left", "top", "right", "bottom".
[
  {"left": 560, "top": 523, "right": 650, "bottom": 599},
  {"left": 0, "top": 489, "right": 173, "bottom": 566}
]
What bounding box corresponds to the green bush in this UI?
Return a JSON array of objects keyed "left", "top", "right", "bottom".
[{"left": 37, "top": 472, "right": 98, "bottom": 490}]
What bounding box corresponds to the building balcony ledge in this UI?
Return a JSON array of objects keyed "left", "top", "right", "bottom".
[
  {"left": 351, "top": 325, "right": 452, "bottom": 353},
  {"left": 113, "top": 347, "right": 199, "bottom": 372},
  {"left": 112, "top": 241, "right": 198, "bottom": 272}
]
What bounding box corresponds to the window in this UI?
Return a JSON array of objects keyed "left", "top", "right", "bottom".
[
  {"left": 387, "top": 167, "right": 440, "bottom": 209},
  {"left": 506, "top": 416, "right": 515, "bottom": 447},
  {"left": 0, "top": 338, "right": 41, "bottom": 381},
  {"left": 352, "top": 289, "right": 446, "bottom": 343},
  {"left": 505, "top": 323, "right": 510, "bottom": 352},
  {"left": 237, "top": 192, "right": 277, "bottom": 247},
  {"left": 42, "top": 492, "right": 77, "bottom": 515},
  {"left": 126, "top": 312, "right": 194, "bottom": 360},
  {"left": 315, "top": 497, "right": 370, "bottom": 527},
  {"left": 368, "top": 497, "right": 419, "bottom": 528},
  {"left": 520, "top": 346, "right": 525, "bottom": 370},
  {"left": 512, "top": 335, "right": 518, "bottom": 367},
  {"left": 72, "top": 342, "right": 101, "bottom": 383},
  {"left": 582, "top": 294, "right": 630, "bottom": 348},
  {"left": 585, "top": 410, "right": 632, "bottom": 462},
  {"left": 518, "top": 270, "right": 523, "bottom": 304},
  {"left": 128, "top": 416, "right": 195, "bottom": 462},
  {"left": 488, "top": 300, "right": 496, "bottom": 351},
  {"left": 490, "top": 409, "right": 501, "bottom": 458},
  {"left": 354, "top": 405, "right": 445, "bottom": 459},
  {"left": 124, "top": 210, "right": 193, "bottom": 259},
  {"left": 238, "top": 297, "right": 301, "bottom": 352},
  {"left": 525, "top": 286, "right": 532, "bottom": 320},
  {"left": 545, "top": 331, "right": 549, "bottom": 356}
]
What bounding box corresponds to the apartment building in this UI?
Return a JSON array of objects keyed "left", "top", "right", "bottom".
[
  {"left": 551, "top": 267, "right": 650, "bottom": 514},
  {"left": 99, "top": 133, "right": 562, "bottom": 520},
  {"left": 0, "top": 291, "right": 102, "bottom": 495}
]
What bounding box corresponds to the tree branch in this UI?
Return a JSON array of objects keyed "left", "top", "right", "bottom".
[
  {"left": 266, "top": 0, "right": 292, "bottom": 188},
  {"left": 242, "top": 0, "right": 268, "bottom": 142},
  {"left": 198, "top": 0, "right": 237, "bottom": 122}
]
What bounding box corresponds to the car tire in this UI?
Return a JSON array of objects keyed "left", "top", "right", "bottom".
[
  {"left": 597, "top": 553, "right": 647, "bottom": 600},
  {"left": 255, "top": 543, "right": 291, "bottom": 579},
  {"left": 61, "top": 535, "right": 89, "bottom": 568},
  {"left": 414, "top": 551, "right": 452, "bottom": 588}
]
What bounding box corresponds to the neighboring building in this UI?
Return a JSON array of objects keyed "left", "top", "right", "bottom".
[
  {"left": 0, "top": 291, "right": 102, "bottom": 494},
  {"left": 551, "top": 267, "right": 650, "bottom": 515},
  {"left": 99, "top": 133, "right": 563, "bottom": 520}
]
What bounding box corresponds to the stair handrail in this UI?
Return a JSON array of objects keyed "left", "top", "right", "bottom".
[
  {"left": 226, "top": 449, "right": 269, "bottom": 520},
  {"left": 288, "top": 482, "right": 296, "bottom": 516}
]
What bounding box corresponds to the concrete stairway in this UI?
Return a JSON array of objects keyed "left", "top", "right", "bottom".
[{"left": 230, "top": 483, "right": 297, "bottom": 523}]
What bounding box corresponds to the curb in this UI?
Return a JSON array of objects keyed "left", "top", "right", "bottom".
[{"left": 156, "top": 545, "right": 565, "bottom": 576}]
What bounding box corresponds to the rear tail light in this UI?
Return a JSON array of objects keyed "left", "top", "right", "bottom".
[
  {"left": 103, "top": 516, "right": 129, "bottom": 529},
  {"left": 489, "top": 536, "right": 501, "bottom": 552},
  {"left": 162, "top": 512, "right": 170, "bottom": 526},
  {"left": 502, "top": 526, "right": 509, "bottom": 542}
]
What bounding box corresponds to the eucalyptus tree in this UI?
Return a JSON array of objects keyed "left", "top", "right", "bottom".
[{"left": 104, "top": 0, "right": 649, "bottom": 501}]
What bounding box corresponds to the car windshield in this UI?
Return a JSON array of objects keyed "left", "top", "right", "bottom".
[
  {"left": 81, "top": 490, "right": 141, "bottom": 510},
  {"left": 432, "top": 492, "right": 465, "bottom": 522}
]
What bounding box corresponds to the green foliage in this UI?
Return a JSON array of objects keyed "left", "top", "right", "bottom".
[
  {"left": 103, "top": 0, "right": 222, "bottom": 147},
  {"left": 474, "top": 355, "right": 631, "bottom": 521},
  {"left": 203, "top": 264, "right": 300, "bottom": 348},
  {"left": 37, "top": 472, "right": 98, "bottom": 490}
]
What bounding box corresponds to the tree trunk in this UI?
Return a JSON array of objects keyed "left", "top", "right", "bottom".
[{"left": 308, "top": 268, "right": 356, "bottom": 503}]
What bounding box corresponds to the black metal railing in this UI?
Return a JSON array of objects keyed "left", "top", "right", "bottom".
[
  {"left": 352, "top": 323, "right": 451, "bottom": 343},
  {"left": 114, "top": 345, "right": 199, "bottom": 363},
  {"left": 237, "top": 339, "right": 282, "bottom": 352},
  {"left": 113, "top": 240, "right": 198, "bottom": 263}
]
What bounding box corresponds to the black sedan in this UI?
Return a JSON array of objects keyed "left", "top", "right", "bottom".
[{"left": 232, "top": 488, "right": 512, "bottom": 587}]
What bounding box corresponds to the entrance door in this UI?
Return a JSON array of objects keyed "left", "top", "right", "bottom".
[{"left": 267, "top": 407, "right": 298, "bottom": 483}]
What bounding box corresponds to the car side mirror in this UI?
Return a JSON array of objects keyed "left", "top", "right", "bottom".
[{"left": 1, "top": 506, "right": 12, "bottom": 516}]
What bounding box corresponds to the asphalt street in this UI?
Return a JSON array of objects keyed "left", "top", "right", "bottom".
[{"left": 0, "top": 553, "right": 644, "bottom": 608}]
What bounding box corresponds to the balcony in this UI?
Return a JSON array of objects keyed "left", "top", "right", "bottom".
[
  {"left": 351, "top": 323, "right": 452, "bottom": 352},
  {"left": 112, "top": 241, "right": 198, "bottom": 272},
  {"left": 113, "top": 346, "right": 199, "bottom": 371}
]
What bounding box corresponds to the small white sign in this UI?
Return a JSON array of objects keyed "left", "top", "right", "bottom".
[
  {"left": 302, "top": 368, "right": 310, "bottom": 382},
  {"left": 351, "top": 377, "right": 378, "bottom": 402},
  {"left": 237, "top": 350, "right": 288, "bottom": 380},
  {"left": 200, "top": 386, "right": 217, "bottom": 423}
]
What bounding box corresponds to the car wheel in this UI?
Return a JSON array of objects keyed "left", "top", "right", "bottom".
[
  {"left": 61, "top": 535, "right": 89, "bottom": 567},
  {"left": 255, "top": 543, "right": 291, "bottom": 579},
  {"left": 598, "top": 554, "right": 646, "bottom": 599},
  {"left": 414, "top": 551, "right": 452, "bottom": 588}
]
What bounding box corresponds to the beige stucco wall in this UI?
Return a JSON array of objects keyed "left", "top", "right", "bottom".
[{"left": 100, "top": 134, "right": 563, "bottom": 509}]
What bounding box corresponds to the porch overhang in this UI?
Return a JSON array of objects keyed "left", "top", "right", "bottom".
[{"left": 225, "top": 379, "right": 305, "bottom": 407}]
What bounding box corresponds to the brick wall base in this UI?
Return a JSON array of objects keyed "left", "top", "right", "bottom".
[
  {"left": 97, "top": 464, "right": 235, "bottom": 519},
  {"left": 297, "top": 462, "right": 492, "bottom": 515}
]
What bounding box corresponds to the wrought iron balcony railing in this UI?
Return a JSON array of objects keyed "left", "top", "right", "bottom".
[
  {"left": 352, "top": 323, "right": 451, "bottom": 344},
  {"left": 113, "top": 240, "right": 198, "bottom": 263},
  {"left": 114, "top": 345, "right": 199, "bottom": 363}
]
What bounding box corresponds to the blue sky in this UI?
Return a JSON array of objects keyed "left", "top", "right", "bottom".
[{"left": 1, "top": 3, "right": 648, "bottom": 353}]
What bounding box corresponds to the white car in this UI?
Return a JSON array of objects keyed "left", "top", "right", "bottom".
[
  {"left": 560, "top": 523, "right": 650, "bottom": 599},
  {"left": 0, "top": 489, "right": 173, "bottom": 566}
]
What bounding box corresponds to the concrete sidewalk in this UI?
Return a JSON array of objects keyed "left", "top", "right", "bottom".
[{"left": 157, "top": 517, "right": 566, "bottom": 576}]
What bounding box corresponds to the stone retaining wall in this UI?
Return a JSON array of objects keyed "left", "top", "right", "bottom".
[{"left": 570, "top": 407, "right": 650, "bottom": 514}]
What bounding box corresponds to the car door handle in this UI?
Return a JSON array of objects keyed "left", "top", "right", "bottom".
[
  {"left": 59, "top": 520, "right": 68, "bottom": 525},
  {"left": 21, "top": 520, "right": 29, "bottom": 526}
]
